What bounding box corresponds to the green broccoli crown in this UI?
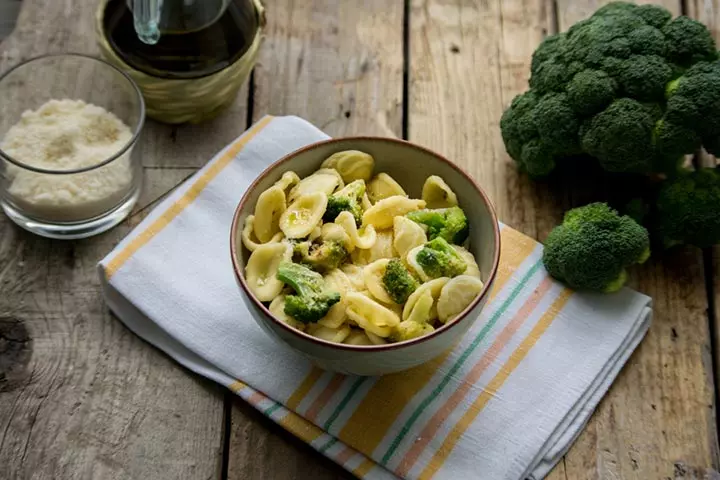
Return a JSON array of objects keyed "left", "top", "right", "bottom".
[
  {"left": 501, "top": 1, "right": 720, "bottom": 177},
  {"left": 406, "top": 206, "right": 469, "bottom": 244},
  {"left": 382, "top": 259, "right": 420, "bottom": 304},
  {"left": 542, "top": 202, "right": 650, "bottom": 292},
  {"left": 656, "top": 168, "right": 720, "bottom": 248},
  {"left": 276, "top": 262, "right": 341, "bottom": 323},
  {"left": 416, "top": 237, "right": 468, "bottom": 279},
  {"left": 296, "top": 240, "right": 348, "bottom": 272},
  {"left": 390, "top": 320, "right": 435, "bottom": 343},
  {"left": 324, "top": 180, "right": 365, "bottom": 225}
]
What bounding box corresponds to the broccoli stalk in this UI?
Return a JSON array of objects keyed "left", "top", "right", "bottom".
[
  {"left": 414, "top": 237, "right": 468, "bottom": 279},
  {"left": 324, "top": 180, "right": 366, "bottom": 225},
  {"left": 542, "top": 203, "right": 650, "bottom": 292},
  {"left": 276, "top": 262, "right": 341, "bottom": 323},
  {"left": 382, "top": 259, "right": 420, "bottom": 304},
  {"left": 294, "top": 240, "right": 348, "bottom": 272},
  {"left": 406, "top": 206, "right": 469, "bottom": 244}
]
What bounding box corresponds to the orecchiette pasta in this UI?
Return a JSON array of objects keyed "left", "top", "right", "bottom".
[
  {"left": 345, "top": 292, "right": 401, "bottom": 337},
  {"left": 422, "top": 175, "right": 459, "bottom": 209},
  {"left": 362, "top": 196, "right": 426, "bottom": 230},
  {"left": 393, "top": 215, "right": 428, "bottom": 259},
  {"left": 368, "top": 173, "right": 407, "bottom": 204},
  {"left": 242, "top": 150, "right": 486, "bottom": 344},
  {"left": 436, "top": 275, "right": 484, "bottom": 323},
  {"left": 242, "top": 215, "right": 284, "bottom": 252},
  {"left": 288, "top": 169, "right": 342, "bottom": 202},
  {"left": 280, "top": 192, "right": 328, "bottom": 238},
  {"left": 245, "top": 242, "right": 292, "bottom": 301},
  {"left": 321, "top": 150, "right": 375, "bottom": 183},
  {"left": 253, "top": 185, "right": 286, "bottom": 243}
]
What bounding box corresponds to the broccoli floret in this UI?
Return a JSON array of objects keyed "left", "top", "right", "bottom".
[
  {"left": 382, "top": 259, "right": 420, "bottom": 304},
  {"left": 406, "top": 206, "right": 469, "bottom": 244},
  {"left": 295, "top": 240, "right": 348, "bottom": 272},
  {"left": 543, "top": 203, "right": 650, "bottom": 292},
  {"left": 500, "top": 1, "right": 720, "bottom": 178},
  {"left": 415, "top": 238, "right": 468, "bottom": 279},
  {"left": 656, "top": 169, "right": 720, "bottom": 248},
  {"left": 391, "top": 320, "right": 435, "bottom": 342},
  {"left": 276, "top": 262, "right": 341, "bottom": 323},
  {"left": 324, "top": 180, "right": 365, "bottom": 225}
]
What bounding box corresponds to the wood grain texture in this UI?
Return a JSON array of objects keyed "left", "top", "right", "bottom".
[
  {"left": 410, "top": 0, "right": 718, "bottom": 478},
  {"left": 227, "top": 0, "right": 404, "bottom": 478},
  {"left": 0, "top": 0, "right": 249, "bottom": 478}
]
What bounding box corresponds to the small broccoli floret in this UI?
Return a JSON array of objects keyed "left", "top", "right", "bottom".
[
  {"left": 580, "top": 99, "right": 657, "bottom": 173},
  {"left": 661, "top": 16, "right": 718, "bottom": 66},
  {"left": 415, "top": 237, "right": 468, "bottom": 279},
  {"left": 324, "top": 180, "right": 365, "bottom": 225},
  {"left": 276, "top": 262, "right": 341, "bottom": 323},
  {"left": 543, "top": 203, "right": 650, "bottom": 292},
  {"left": 382, "top": 259, "right": 420, "bottom": 304},
  {"left": 566, "top": 69, "right": 617, "bottom": 116},
  {"left": 295, "top": 240, "right": 348, "bottom": 272},
  {"left": 656, "top": 169, "right": 720, "bottom": 248},
  {"left": 390, "top": 320, "right": 435, "bottom": 342},
  {"left": 406, "top": 206, "right": 469, "bottom": 244}
]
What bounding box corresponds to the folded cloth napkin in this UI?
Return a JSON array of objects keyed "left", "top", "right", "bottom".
[{"left": 99, "top": 115, "right": 652, "bottom": 480}]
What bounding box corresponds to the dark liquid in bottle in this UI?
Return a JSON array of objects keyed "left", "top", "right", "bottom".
[{"left": 102, "top": 0, "right": 258, "bottom": 80}]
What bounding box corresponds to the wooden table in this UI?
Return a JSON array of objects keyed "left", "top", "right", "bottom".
[{"left": 1, "top": 0, "right": 719, "bottom": 478}]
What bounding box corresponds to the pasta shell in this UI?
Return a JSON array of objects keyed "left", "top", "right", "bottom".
[
  {"left": 351, "top": 229, "right": 395, "bottom": 265},
  {"left": 242, "top": 215, "right": 285, "bottom": 252},
  {"left": 452, "top": 245, "right": 482, "bottom": 280},
  {"left": 437, "top": 275, "right": 484, "bottom": 323},
  {"left": 361, "top": 192, "right": 372, "bottom": 211},
  {"left": 308, "top": 225, "right": 323, "bottom": 242},
  {"left": 274, "top": 171, "right": 301, "bottom": 194},
  {"left": 368, "top": 173, "right": 407, "bottom": 204},
  {"left": 365, "top": 331, "right": 387, "bottom": 345},
  {"left": 344, "top": 329, "right": 374, "bottom": 345},
  {"left": 269, "top": 295, "right": 306, "bottom": 331},
  {"left": 307, "top": 323, "right": 351, "bottom": 343},
  {"left": 288, "top": 169, "right": 342, "bottom": 202},
  {"left": 404, "top": 289, "right": 434, "bottom": 324},
  {"left": 253, "top": 186, "right": 286, "bottom": 243},
  {"left": 363, "top": 259, "right": 393, "bottom": 304},
  {"left": 402, "top": 277, "right": 450, "bottom": 321},
  {"left": 321, "top": 222, "right": 353, "bottom": 252},
  {"left": 393, "top": 216, "right": 428, "bottom": 259},
  {"left": 345, "top": 292, "right": 401, "bottom": 338},
  {"left": 280, "top": 192, "right": 328, "bottom": 239},
  {"left": 422, "top": 175, "right": 459, "bottom": 209},
  {"left": 321, "top": 150, "right": 375, "bottom": 183},
  {"left": 245, "top": 242, "right": 292, "bottom": 301},
  {"left": 362, "top": 196, "right": 426, "bottom": 230},
  {"left": 406, "top": 244, "right": 429, "bottom": 282},
  {"left": 340, "top": 264, "right": 367, "bottom": 291},
  {"left": 318, "top": 269, "right": 352, "bottom": 329},
  {"left": 336, "top": 211, "right": 377, "bottom": 250}
]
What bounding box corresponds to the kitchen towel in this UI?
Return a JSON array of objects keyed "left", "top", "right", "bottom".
[{"left": 99, "top": 115, "right": 652, "bottom": 480}]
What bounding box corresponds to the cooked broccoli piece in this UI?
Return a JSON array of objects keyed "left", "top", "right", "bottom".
[
  {"left": 276, "top": 262, "right": 341, "bottom": 323},
  {"left": 391, "top": 320, "right": 435, "bottom": 342},
  {"left": 655, "top": 168, "right": 720, "bottom": 248},
  {"left": 382, "top": 259, "right": 420, "bottom": 304},
  {"left": 542, "top": 203, "right": 650, "bottom": 292},
  {"left": 324, "top": 180, "right": 366, "bottom": 225},
  {"left": 500, "top": 1, "right": 720, "bottom": 177},
  {"left": 406, "top": 206, "right": 469, "bottom": 244},
  {"left": 415, "top": 238, "right": 468, "bottom": 279},
  {"left": 294, "top": 240, "right": 348, "bottom": 272}
]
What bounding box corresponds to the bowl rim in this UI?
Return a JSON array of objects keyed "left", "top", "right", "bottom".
[
  {"left": 0, "top": 52, "right": 146, "bottom": 175},
  {"left": 230, "top": 136, "right": 501, "bottom": 352}
]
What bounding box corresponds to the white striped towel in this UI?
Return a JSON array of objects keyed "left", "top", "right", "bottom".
[{"left": 99, "top": 115, "right": 652, "bottom": 480}]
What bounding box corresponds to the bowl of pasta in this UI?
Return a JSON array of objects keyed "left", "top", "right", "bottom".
[{"left": 230, "top": 138, "right": 500, "bottom": 376}]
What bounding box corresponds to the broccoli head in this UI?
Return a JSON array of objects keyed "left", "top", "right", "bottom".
[
  {"left": 413, "top": 237, "right": 467, "bottom": 279},
  {"left": 406, "top": 206, "right": 469, "bottom": 244},
  {"left": 390, "top": 320, "right": 435, "bottom": 343},
  {"left": 655, "top": 168, "right": 720, "bottom": 248},
  {"left": 294, "top": 240, "right": 348, "bottom": 272},
  {"left": 500, "top": 1, "right": 720, "bottom": 177},
  {"left": 382, "top": 259, "right": 420, "bottom": 304},
  {"left": 276, "top": 261, "right": 341, "bottom": 323},
  {"left": 324, "top": 180, "right": 366, "bottom": 225},
  {"left": 543, "top": 203, "right": 650, "bottom": 292}
]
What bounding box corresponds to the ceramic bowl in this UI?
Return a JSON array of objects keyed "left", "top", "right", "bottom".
[{"left": 230, "top": 137, "right": 500, "bottom": 376}]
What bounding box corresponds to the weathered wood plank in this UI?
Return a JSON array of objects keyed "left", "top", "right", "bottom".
[
  {"left": 227, "top": 0, "right": 404, "bottom": 477},
  {"left": 0, "top": 0, "right": 251, "bottom": 478},
  {"left": 410, "top": 0, "right": 718, "bottom": 478}
]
